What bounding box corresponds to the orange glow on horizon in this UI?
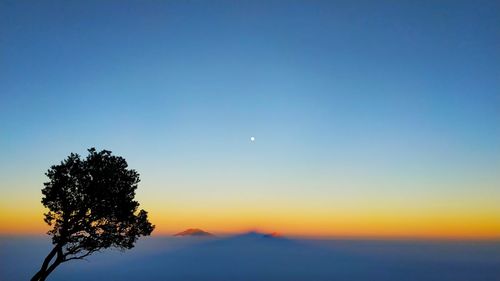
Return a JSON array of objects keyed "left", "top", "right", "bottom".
[{"left": 2, "top": 205, "right": 498, "bottom": 240}]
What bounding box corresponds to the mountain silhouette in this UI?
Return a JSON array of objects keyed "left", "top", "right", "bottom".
[
  {"left": 174, "top": 228, "right": 214, "bottom": 237},
  {"left": 230, "top": 231, "right": 284, "bottom": 240},
  {"left": 262, "top": 232, "right": 282, "bottom": 238}
]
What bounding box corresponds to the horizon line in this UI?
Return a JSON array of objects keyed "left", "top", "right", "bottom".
[{"left": 2, "top": 231, "right": 499, "bottom": 242}]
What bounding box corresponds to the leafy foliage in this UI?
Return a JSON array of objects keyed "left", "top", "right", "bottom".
[{"left": 33, "top": 148, "right": 154, "bottom": 280}]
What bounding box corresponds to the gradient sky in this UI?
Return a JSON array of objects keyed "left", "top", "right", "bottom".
[{"left": 1, "top": 0, "right": 499, "bottom": 238}]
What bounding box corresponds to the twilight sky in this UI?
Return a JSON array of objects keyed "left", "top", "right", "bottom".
[{"left": 1, "top": 0, "right": 499, "bottom": 238}]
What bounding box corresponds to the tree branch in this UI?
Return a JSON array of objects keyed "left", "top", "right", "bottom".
[{"left": 63, "top": 249, "right": 96, "bottom": 262}]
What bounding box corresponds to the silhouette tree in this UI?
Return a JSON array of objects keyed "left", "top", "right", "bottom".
[{"left": 31, "top": 148, "right": 154, "bottom": 281}]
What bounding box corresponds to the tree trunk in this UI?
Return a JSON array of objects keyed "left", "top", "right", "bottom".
[{"left": 31, "top": 244, "right": 63, "bottom": 281}]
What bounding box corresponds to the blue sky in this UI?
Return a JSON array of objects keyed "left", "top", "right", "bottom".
[{"left": 1, "top": 0, "right": 499, "bottom": 236}]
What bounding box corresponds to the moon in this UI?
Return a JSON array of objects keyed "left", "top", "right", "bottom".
[{"left": 250, "top": 136, "right": 255, "bottom": 142}]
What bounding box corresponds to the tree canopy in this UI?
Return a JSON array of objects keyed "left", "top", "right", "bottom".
[{"left": 32, "top": 148, "right": 154, "bottom": 281}]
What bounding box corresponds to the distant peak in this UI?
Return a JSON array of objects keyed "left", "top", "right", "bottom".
[
  {"left": 237, "top": 231, "right": 284, "bottom": 239},
  {"left": 262, "top": 232, "right": 282, "bottom": 238},
  {"left": 174, "top": 228, "right": 214, "bottom": 237}
]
